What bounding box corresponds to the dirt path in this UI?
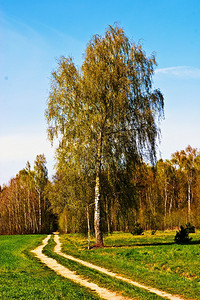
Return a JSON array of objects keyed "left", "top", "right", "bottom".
[
  {"left": 54, "top": 234, "right": 184, "bottom": 300},
  {"left": 31, "top": 235, "right": 131, "bottom": 300}
]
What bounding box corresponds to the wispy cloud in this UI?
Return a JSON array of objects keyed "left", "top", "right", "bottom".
[{"left": 155, "top": 66, "right": 200, "bottom": 79}]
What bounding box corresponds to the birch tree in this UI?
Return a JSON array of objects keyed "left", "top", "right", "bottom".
[
  {"left": 46, "top": 24, "right": 164, "bottom": 246},
  {"left": 34, "top": 154, "right": 48, "bottom": 232},
  {"left": 171, "top": 145, "right": 198, "bottom": 222}
]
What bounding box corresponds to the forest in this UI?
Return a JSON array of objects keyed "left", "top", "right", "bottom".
[{"left": 1, "top": 145, "right": 200, "bottom": 236}]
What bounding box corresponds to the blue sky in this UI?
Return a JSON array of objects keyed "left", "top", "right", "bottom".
[{"left": 0, "top": 0, "right": 200, "bottom": 185}]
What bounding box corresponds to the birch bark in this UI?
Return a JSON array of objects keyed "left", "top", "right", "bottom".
[
  {"left": 86, "top": 205, "right": 91, "bottom": 249},
  {"left": 94, "top": 132, "right": 103, "bottom": 247},
  {"left": 187, "top": 179, "right": 191, "bottom": 221}
]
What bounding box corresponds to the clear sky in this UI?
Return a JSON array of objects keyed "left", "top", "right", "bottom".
[{"left": 0, "top": 0, "right": 200, "bottom": 185}]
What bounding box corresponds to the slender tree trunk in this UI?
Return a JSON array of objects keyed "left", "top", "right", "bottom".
[
  {"left": 169, "top": 197, "right": 173, "bottom": 214},
  {"left": 164, "top": 182, "right": 167, "bottom": 230},
  {"left": 38, "top": 191, "right": 42, "bottom": 232},
  {"left": 86, "top": 205, "right": 91, "bottom": 249},
  {"left": 24, "top": 203, "right": 27, "bottom": 232},
  {"left": 15, "top": 189, "right": 21, "bottom": 234},
  {"left": 106, "top": 196, "right": 111, "bottom": 234},
  {"left": 94, "top": 132, "right": 104, "bottom": 247},
  {"left": 8, "top": 201, "right": 12, "bottom": 234},
  {"left": 35, "top": 187, "right": 42, "bottom": 233},
  {"left": 27, "top": 188, "right": 32, "bottom": 232},
  {"left": 188, "top": 179, "right": 191, "bottom": 222},
  {"left": 64, "top": 210, "right": 68, "bottom": 234},
  {"left": 32, "top": 201, "right": 38, "bottom": 233}
]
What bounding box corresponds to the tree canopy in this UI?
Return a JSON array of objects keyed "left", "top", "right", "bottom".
[{"left": 46, "top": 24, "right": 164, "bottom": 246}]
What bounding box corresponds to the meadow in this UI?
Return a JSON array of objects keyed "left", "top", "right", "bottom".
[
  {"left": 0, "top": 231, "right": 200, "bottom": 299},
  {"left": 58, "top": 230, "right": 200, "bottom": 299}
]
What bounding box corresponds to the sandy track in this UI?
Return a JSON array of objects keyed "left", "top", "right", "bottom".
[
  {"left": 54, "top": 234, "right": 184, "bottom": 300},
  {"left": 31, "top": 235, "right": 131, "bottom": 300}
]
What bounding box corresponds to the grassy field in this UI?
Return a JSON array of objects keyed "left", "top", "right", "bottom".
[
  {"left": 0, "top": 234, "right": 100, "bottom": 299},
  {"left": 58, "top": 230, "right": 200, "bottom": 300},
  {"left": 1, "top": 231, "right": 200, "bottom": 300}
]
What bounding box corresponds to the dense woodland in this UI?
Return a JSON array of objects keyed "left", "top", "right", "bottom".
[
  {"left": 1, "top": 25, "right": 199, "bottom": 240},
  {"left": 1, "top": 145, "right": 200, "bottom": 235},
  {"left": 0, "top": 155, "right": 56, "bottom": 234}
]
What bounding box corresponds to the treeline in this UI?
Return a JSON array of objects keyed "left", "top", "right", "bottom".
[
  {"left": 1, "top": 145, "right": 200, "bottom": 235},
  {"left": 47, "top": 145, "right": 200, "bottom": 234},
  {"left": 0, "top": 154, "right": 56, "bottom": 234}
]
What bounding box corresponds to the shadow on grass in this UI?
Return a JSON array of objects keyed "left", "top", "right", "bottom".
[{"left": 101, "top": 240, "right": 200, "bottom": 248}]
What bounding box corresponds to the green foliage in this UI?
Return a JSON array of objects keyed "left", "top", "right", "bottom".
[
  {"left": 34, "top": 154, "right": 48, "bottom": 192},
  {"left": 174, "top": 225, "right": 192, "bottom": 244},
  {"left": 186, "top": 222, "right": 195, "bottom": 233},
  {"left": 131, "top": 222, "right": 144, "bottom": 235},
  {"left": 46, "top": 170, "right": 94, "bottom": 234},
  {"left": 151, "top": 229, "right": 157, "bottom": 235}
]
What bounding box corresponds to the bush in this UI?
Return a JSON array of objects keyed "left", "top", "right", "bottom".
[
  {"left": 131, "top": 222, "right": 144, "bottom": 235},
  {"left": 186, "top": 222, "right": 195, "bottom": 233},
  {"left": 174, "top": 225, "right": 192, "bottom": 244}
]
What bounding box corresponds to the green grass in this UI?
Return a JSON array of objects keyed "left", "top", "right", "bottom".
[
  {"left": 1, "top": 231, "right": 200, "bottom": 300},
  {"left": 59, "top": 231, "right": 200, "bottom": 300},
  {"left": 0, "top": 234, "right": 101, "bottom": 299}
]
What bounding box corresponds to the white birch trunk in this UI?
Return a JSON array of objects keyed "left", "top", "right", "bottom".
[
  {"left": 86, "top": 205, "right": 91, "bottom": 249},
  {"left": 164, "top": 182, "right": 167, "bottom": 229},
  {"left": 38, "top": 191, "right": 42, "bottom": 232},
  {"left": 94, "top": 132, "right": 103, "bottom": 247},
  {"left": 188, "top": 179, "right": 191, "bottom": 222},
  {"left": 106, "top": 196, "right": 110, "bottom": 234}
]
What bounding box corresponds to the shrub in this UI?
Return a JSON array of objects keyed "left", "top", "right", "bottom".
[
  {"left": 131, "top": 222, "right": 144, "bottom": 235},
  {"left": 174, "top": 225, "right": 192, "bottom": 244},
  {"left": 186, "top": 222, "right": 195, "bottom": 233}
]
